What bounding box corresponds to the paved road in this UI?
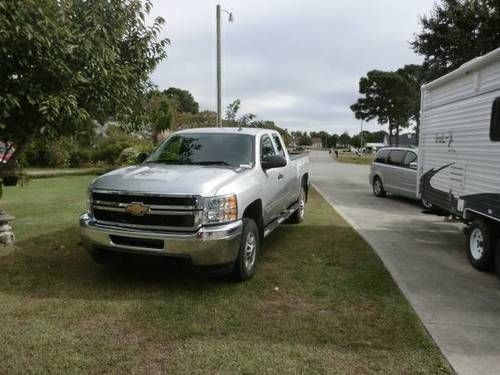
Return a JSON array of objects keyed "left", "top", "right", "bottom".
[{"left": 310, "top": 151, "right": 500, "bottom": 375}]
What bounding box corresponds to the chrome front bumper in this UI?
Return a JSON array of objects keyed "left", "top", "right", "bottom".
[{"left": 79, "top": 213, "right": 242, "bottom": 266}]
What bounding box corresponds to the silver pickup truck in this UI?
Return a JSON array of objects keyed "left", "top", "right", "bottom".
[{"left": 80, "top": 127, "right": 310, "bottom": 280}]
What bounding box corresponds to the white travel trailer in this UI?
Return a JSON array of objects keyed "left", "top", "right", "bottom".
[{"left": 417, "top": 47, "right": 500, "bottom": 277}]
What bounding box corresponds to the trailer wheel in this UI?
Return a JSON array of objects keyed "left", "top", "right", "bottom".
[
  {"left": 466, "top": 219, "right": 496, "bottom": 271},
  {"left": 372, "top": 177, "right": 386, "bottom": 198}
]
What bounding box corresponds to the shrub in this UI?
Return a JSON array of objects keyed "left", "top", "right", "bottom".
[
  {"left": 116, "top": 143, "right": 155, "bottom": 166},
  {"left": 70, "top": 148, "right": 93, "bottom": 167},
  {"left": 46, "top": 139, "right": 72, "bottom": 168}
]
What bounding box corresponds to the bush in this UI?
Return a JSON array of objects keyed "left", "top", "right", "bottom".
[
  {"left": 92, "top": 128, "right": 154, "bottom": 166},
  {"left": 46, "top": 139, "right": 72, "bottom": 168},
  {"left": 116, "top": 144, "right": 155, "bottom": 166},
  {"left": 70, "top": 148, "right": 93, "bottom": 167}
]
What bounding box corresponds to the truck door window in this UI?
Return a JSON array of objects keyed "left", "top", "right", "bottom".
[
  {"left": 272, "top": 134, "right": 286, "bottom": 158},
  {"left": 387, "top": 150, "right": 405, "bottom": 167},
  {"left": 490, "top": 97, "right": 500, "bottom": 141},
  {"left": 261, "top": 135, "right": 276, "bottom": 160},
  {"left": 402, "top": 151, "right": 417, "bottom": 168}
]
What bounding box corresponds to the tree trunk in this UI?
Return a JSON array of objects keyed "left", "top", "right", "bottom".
[{"left": 396, "top": 125, "right": 400, "bottom": 147}]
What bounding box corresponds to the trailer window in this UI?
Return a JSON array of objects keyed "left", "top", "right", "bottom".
[{"left": 491, "top": 97, "right": 500, "bottom": 142}]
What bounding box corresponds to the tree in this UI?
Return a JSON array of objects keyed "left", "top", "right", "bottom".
[
  {"left": 351, "top": 70, "right": 415, "bottom": 146},
  {"left": 225, "top": 99, "right": 241, "bottom": 123},
  {"left": 412, "top": 0, "right": 500, "bottom": 81},
  {"left": 164, "top": 87, "right": 199, "bottom": 114},
  {"left": 148, "top": 94, "right": 174, "bottom": 143},
  {"left": 176, "top": 110, "right": 217, "bottom": 129},
  {"left": 338, "top": 132, "right": 351, "bottom": 147},
  {"left": 327, "top": 134, "right": 338, "bottom": 148},
  {"left": 0, "top": 0, "right": 168, "bottom": 172},
  {"left": 397, "top": 64, "right": 426, "bottom": 139}
]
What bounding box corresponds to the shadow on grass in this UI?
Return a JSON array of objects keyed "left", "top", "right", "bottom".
[
  {"left": 0, "top": 221, "right": 393, "bottom": 303},
  {"left": 0, "top": 222, "right": 451, "bottom": 373}
]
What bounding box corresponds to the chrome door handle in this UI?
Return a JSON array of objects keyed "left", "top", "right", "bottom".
[{"left": 278, "top": 173, "right": 284, "bottom": 180}]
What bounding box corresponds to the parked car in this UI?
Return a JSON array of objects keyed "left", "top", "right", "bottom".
[
  {"left": 369, "top": 147, "right": 432, "bottom": 208},
  {"left": 418, "top": 46, "right": 500, "bottom": 277},
  {"left": 80, "top": 127, "right": 310, "bottom": 281}
]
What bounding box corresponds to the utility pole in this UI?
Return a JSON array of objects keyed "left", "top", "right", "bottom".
[
  {"left": 360, "top": 119, "right": 364, "bottom": 152},
  {"left": 216, "top": 5, "right": 233, "bottom": 128},
  {"left": 216, "top": 4, "right": 222, "bottom": 127}
]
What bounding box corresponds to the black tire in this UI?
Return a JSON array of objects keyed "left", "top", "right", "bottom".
[
  {"left": 289, "top": 185, "right": 306, "bottom": 224},
  {"left": 372, "top": 176, "right": 386, "bottom": 198},
  {"left": 466, "top": 219, "right": 496, "bottom": 271},
  {"left": 495, "top": 239, "right": 500, "bottom": 281},
  {"left": 233, "top": 218, "right": 259, "bottom": 281}
]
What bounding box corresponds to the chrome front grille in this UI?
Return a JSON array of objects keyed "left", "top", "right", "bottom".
[{"left": 90, "top": 190, "right": 202, "bottom": 231}]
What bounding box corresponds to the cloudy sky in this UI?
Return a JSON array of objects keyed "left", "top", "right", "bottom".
[{"left": 149, "top": 0, "right": 436, "bottom": 134}]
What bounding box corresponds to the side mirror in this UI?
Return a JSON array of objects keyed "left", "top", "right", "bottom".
[
  {"left": 137, "top": 152, "right": 149, "bottom": 163},
  {"left": 409, "top": 162, "right": 418, "bottom": 170},
  {"left": 262, "top": 155, "right": 287, "bottom": 170}
]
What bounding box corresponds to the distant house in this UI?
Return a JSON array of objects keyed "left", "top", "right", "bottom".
[
  {"left": 311, "top": 137, "right": 322, "bottom": 149},
  {"left": 365, "top": 142, "right": 386, "bottom": 153}
]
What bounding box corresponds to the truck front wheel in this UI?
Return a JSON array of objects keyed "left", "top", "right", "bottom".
[
  {"left": 466, "top": 219, "right": 496, "bottom": 271},
  {"left": 233, "top": 218, "right": 259, "bottom": 281}
]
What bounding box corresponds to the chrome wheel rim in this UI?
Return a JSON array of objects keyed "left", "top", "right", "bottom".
[
  {"left": 244, "top": 232, "right": 257, "bottom": 271},
  {"left": 298, "top": 189, "right": 305, "bottom": 219},
  {"left": 470, "top": 228, "right": 484, "bottom": 260},
  {"left": 374, "top": 179, "right": 382, "bottom": 195}
]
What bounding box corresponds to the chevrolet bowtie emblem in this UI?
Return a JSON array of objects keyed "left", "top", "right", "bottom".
[{"left": 125, "top": 202, "right": 150, "bottom": 216}]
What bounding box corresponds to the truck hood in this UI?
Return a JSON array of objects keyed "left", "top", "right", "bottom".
[{"left": 92, "top": 163, "right": 247, "bottom": 196}]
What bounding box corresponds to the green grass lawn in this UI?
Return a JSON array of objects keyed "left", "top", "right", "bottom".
[
  {"left": 0, "top": 177, "right": 450, "bottom": 373},
  {"left": 336, "top": 152, "right": 375, "bottom": 165}
]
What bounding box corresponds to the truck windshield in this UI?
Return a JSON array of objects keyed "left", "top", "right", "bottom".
[{"left": 146, "top": 133, "right": 254, "bottom": 167}]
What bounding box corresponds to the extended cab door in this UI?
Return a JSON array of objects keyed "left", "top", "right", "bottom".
[
  {"left": 271, "top": 133, "right": 297, "bottom": 210},
  {"left": 260, "top": 134, "right": 285, "bottom": 224}
]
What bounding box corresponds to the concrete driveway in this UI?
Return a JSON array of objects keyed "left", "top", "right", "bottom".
[{"left": 310, "top": 151, "right": 500, "bottom": 375}]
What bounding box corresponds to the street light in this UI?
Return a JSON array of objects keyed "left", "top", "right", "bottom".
[{"left": 216, "top": 4, "right": 233, "bottom": 127}]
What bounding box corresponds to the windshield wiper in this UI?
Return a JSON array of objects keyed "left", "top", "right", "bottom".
[
  {"left": 194, "top": 161, "right": 232, "bottom": 166},
  {"left": 144, "top": 160, "right": 185, "bottom": 164}
]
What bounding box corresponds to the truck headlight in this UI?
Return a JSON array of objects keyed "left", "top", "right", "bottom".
[
  {"left": 204, "top": 194, "right": 238, "bottom": 225},
  {"left": 87, "top": 187, "right": 93, "bottom": 215}
]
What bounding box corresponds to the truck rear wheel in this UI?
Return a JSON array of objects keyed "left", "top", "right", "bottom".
[
  {"left": 466, "top": 219, "right": 496, "bottom": 271},
  {"left": 233, "top": 218, "right": 259, "bottom": 281},
  {"left": 289, "top": 186, "right": 306, "bottom": 224}
]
